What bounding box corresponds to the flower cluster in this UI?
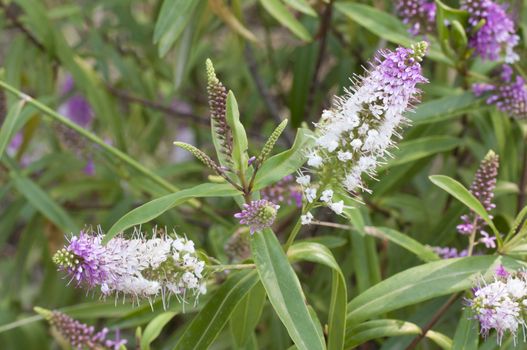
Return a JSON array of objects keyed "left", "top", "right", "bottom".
[
  {"left": 298, "top": 42, "right": 428, "bottom": 221},
  {"left": 53, "top": 229, "right": 206, "bottom": 308},
  {"left": 432, "top": 246, "right": 468, "bottom": 259},
  {"left": 35, "top": 307, "right": 126, "bottom": 350},
  {"left": 395, "top": 0, "right": 436, "bottom": 36},
  {"left": 473, "top": 65, "right": 527, "bottom": 119},
  {"left": 461, "top": 0, "right": 519, "bottom": 63},
  {"left": 261, "top": 175, "right": 302, "bottom": 208},
  {"left": 234, "top": 199, "right": 279, "bottom": 234},
  {"left": 468, "top": 266, "right": 527, "bottom": 344},
  {"left": 457, "top": 151, "right": 499, "bottom": 247}
]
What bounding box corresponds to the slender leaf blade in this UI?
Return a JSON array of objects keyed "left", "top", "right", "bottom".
[
  {"left": 104, "top": 183, "right": 239, "bottom": 243},
  {"left": 251, "top": 229, "right": 326, "bottom": 350},
  {"left": 173, "top": 271, "right": 259, "bottom": 350},
  {"left": 429, "top": 175, "right": 500, "bottom": 235}
]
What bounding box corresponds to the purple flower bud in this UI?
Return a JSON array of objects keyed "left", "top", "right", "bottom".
[
  {"left": 37, "top": 308, "right": 127, "bottom": 350},
  {"left": 457, "top": 151, "right": 499, "bottom": 236},
  {"left": 234, "top": 200, "right": 280, "bottom": 234}
]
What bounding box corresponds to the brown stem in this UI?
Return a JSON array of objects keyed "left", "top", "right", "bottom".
[
  {"left": 405, "top": 293, "right": 461, "bottom": 350},
  {"left": 0, "top": 2, "right": 45, "bottom": 52},
  {"left": 305, "top": 0, "right": 333, "bottom": 122},
  {"left": 244, "top": 44, "right": 293, "bottom": 145}
]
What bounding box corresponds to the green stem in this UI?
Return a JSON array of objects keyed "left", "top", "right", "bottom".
[
  {"left": 0, "top": 80, "right": 229, "bottom": 226},
  {"left": 284, "top": 202, "right": 314, "bottom": 251},
  {"left": 208, "top": 263, "right": 255, "bottom": 272},
  {"left": 467, "top": 217, "right": 480, "bottom": 256}
]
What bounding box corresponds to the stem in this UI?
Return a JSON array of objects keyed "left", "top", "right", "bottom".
[
  {"left": 467, "top": 216, "right": 480, "bottom": 257},
  {"left": 0, "top": 80, "right": 229, "bottom": 226},
  {"left": 312, "top": 220, "right": 352, "bottom": 230},
  {"left": 284, "top": 202, "right": 315, "bottom": 251},
  {"left": 208, "top": 263, "right": 255, "bottom": 272},
  {"left": 405, "top": 293, "right": 461, "bottom": 350}
]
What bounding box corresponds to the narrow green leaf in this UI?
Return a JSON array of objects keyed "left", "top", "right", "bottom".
[
  {"left": 384, "top": 136, "right": 461, "bottom": 169},
  {"left": 426, "top": 331, "right": 453, "bottom": 350},
  {"left": 410, "top": 92, "right": 481, "bottom": 125},
  {"left": 230, "top": 283, "right": 266, "bottom": 348},
  {"left": 288, "top": 242, "right": 346, "bottom": 350},
  {"left": 364, "top": 226, "right": 439, "bottom": 262},
  {"left": 289, "top": 43, "right": 317, "bottom": 127},
  {"left": 429, "top": 175, "right": 500, "bottom": 236},
  {"left": 9, "top": 166, "right": 77, "bottom": 233},
  {"left": 141, "top": 312, "right": 177, "bottom": 350},
  {"left": 259, "top": 0, "right": 312, "bottom": 41},
  {"left": 251, "top": 229, "right": 326, "bottom": 350},
  {"left": 225, "top": 91, "right": 249, "bottom": 175},
  {"left": 283, "top": 0, "right": 317, "bottom": 17},
  {"left": 173, "top": 271, "right": 259, "bottom": 350},
  {"left": 253, "top": 128, "right": 314, "bottom": 190},
  {"left": 153, "top": 0, "right": 200, "bottom": 56},
  {"left": 346, "top": 256, "right": 526, "bottom": 327},
  {"left": 334, "top": 2, "right": 450, "bottom": 64},
  {"left": 346, "top": 319, "right": 421, "bottom": 348},
  {"left": 0, "top": 100, "right": 25, "bottom": 158},
  {"left": 104, "top": 183, "right": 239, "bottom": 244},
  {"left": 452, "top": 308, "right": 478, "bottom": 350}
]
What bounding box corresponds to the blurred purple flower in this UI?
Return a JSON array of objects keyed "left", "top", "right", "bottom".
[
  {"left": 432, "top": 246, "right": 468, "bottom": 259},
  {"left": 59, "top": 75, "right": 94, "bottom": 128},
  {"left": 262, "top": 175, "right": 303, "bottom": 208},
  {"left": 472, "top": 65, "right": 527, "bottom": 119},
  {"left": 461, "top": 0, "right": 519, "bottom": 63},
  {"left": 395, "top": 0, "right": 436, "bottom": 36}
]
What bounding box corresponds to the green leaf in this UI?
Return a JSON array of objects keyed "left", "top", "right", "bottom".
[
  {"left": 334, "top": 2, "right": 450, "bottom": 64},
  {"left": 8, "top": 165, "right": 77, "bottom": 233},
  {"left": 410, "top": 92, "right": 481, "bottom": 125},
  {"left": 153, "top": 0, "right": 201, "bottom": 57},
  {"left": 251, "top": 229, "right": 326, "bottom": 350},
  {"left": 230, "top": 283, "right": 266, "bottom": 348},
  {"left": 452, "top": 308, "right": 478, "bottom": 350},
  {"left": 383, "top": 136, "right": 461, "bottom": 169},
  {"left": 288, "top": 242, "right": 347, "bottom": 350},
  {"left": 173, "top": 271, "right": 259, "bottom": 350},
  {"left": 225, "top": 91, "right": 249, "bottom": 175},
  {"left": 427, "top": 331, "right": 453, "bottom": 350},
  {"left": 259, "top": 0, "right": 312, "bottom": 41},
  {"left": 253, "top": 128, "right": 314, "bottom": 190},
  {"left": 283, "top": 0, "right": 317, "bottom": 17},
  {"left": 345, "top": 319, "right": 421, "bottom": 348},
  {"left": 429, "top": 175, "right": 500, "bottom": 236},
  {"left": 346, "top": 256, "right": 526, "bottom": 327},
  {"left": 104, "top": 183, "right": 239, "bottom": 244},
  {"left": 0, "top": 100, "right": 25, "bottom": 158},
  {"left": 141, "top": 312, "right": 177, "bottom": 350},
  {"left": 364, "top": 226, "right": 439, "bottom": 262},
  {"left": 345, "top": 319, "right": 453, "bottom": 349},
  {"left": 289, "top": 43, "right": 317, "bottom": 127}
]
